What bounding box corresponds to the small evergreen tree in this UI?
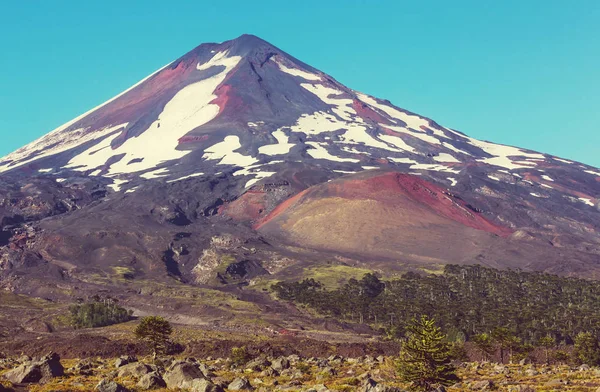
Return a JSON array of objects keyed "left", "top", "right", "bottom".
[
  {"left": 396, "top": 315, "right": 459, "bottom": 391},
  {"left": 491, "top": 327, "right": 515, "bottom": 363},
  {"left": 134, "top": 316, "right": 173, "bottom": 359},
  {"left": 573, "top": 332, "right": 600, "bottom": 365},
  {"left": 472, "top": 333, "right": 495, "bottom": 362},
  {"left": 538, "top": 335, "right": 556, "bottom": 365}
]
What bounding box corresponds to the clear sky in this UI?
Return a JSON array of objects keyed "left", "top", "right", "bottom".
[{"left": 1, "top": 0, "right": 599, "bottom": 167}]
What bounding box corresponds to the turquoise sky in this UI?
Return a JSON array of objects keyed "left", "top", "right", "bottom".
[{"left": 1, "top": 0, "right": 599, "bottom": 167}]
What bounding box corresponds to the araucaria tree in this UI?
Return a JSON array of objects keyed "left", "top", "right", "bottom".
[
  {"left": 134, "top": 316, "right": 173, "bottom": 359},
  {"left": 397, "top": 315, "right": 459, "bottom": 391}
]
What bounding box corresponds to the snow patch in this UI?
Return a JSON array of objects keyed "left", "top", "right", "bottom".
[
  {"left": 410, "top": 163, "right": 460, "bottom": 174},
  {"left": 433, "top": 153, "right": 460, "bottom": 163},
  {"left": 553, "top": 157, "right": 573, "bottom": 164},
  {"left": 541, "top": 175, "right": 554, "bottom": 182},
  {"left": 108, "top": 178, "right": 129, "bottom": 192},
  {"left": 140, "top": 168, "right": 170, "bottom": 179},
  {"left": 306, "top": 142, "right": 360, "bottom": 163},
  {"left": 0, "top": 61, "right": 173, "bottom": 173},
  {"left": 466, "top": 138, "right": 546, "bottom": 170},
  {"left": 488, "top": 175, "right": 500, "bottom": 181},
  {"left": 301, "top": 83, "right": 356, "bottom": 122},
  {"left": 273, "top": 58, "right": 321, "bottom": 81},
  {"left": 579, "top": 198, "right": 595, "bottom": 207},
  {"left": 166, "top": 172, "right": 205, "bottom": 183},
  {"left": 357, "top": 93, "right": 448, "bottom": 138},
  {"left": 447, "top": 177, "right": 457, "bottom": 187},
  {"left": 258, "top": 130, "right": 295, "bottom": 155},
  {"left": 203, "top": 135, "right": 258, "bottom": 167},
  {"left": 389, "top": 157, "right": 419, "bottom": 164},
  {"left": 66, "top": 51, "right": 242, "bottom": 177}
]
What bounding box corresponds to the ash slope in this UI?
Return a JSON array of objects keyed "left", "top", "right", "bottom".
[{"left": 0, "top": 34, "right": 599, "bottom": 296}]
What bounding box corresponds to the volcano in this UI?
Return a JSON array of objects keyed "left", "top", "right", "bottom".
[{"left": 0, "top": 34, "right": 599, "bottom": 299}]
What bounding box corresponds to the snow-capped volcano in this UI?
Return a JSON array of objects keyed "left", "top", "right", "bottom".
[
  {"left": 1, "top": 34, "right": 599, "bottom": 285},
  {"left": 3, "top": 35, "right": 595, "bottom": 194}
]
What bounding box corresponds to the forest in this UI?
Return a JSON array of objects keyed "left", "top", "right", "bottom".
[{"left": 272, "top": 264, "right": 600, "bottom": 344}]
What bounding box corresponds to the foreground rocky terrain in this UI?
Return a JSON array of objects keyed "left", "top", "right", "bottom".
[{"left": 3, "top": 349, "right": 600, "bottom": 391}]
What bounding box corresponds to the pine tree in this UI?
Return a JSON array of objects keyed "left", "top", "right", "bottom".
[
  {"left": 538, "top": 335, "right": 556, "bottom": 365},
  {"left": 573, "top": 332, "right": 600, "bottom": 366},
  {"left": 397, "top": 315, "right": 459, "bottom": 391},
  {"left": 472, "top": 333, "right": 495, "bottom": 362},
  {"left": 134, "top": 316, "right": 173, "bottom": 359}
]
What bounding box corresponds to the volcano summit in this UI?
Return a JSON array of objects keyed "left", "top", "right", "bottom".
[{"left": 0, "top": 34, "right": 599, "bottom": 299}]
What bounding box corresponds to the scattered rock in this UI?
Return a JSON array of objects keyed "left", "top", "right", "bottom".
[
  {"left": 507, "top": 386, "right": 536, "bottom": 392},
  {"left": 271, "top": 357, "right": 290, "bottom": 371},
  {"left": 114, "top": 356, "right": 137, "bottom": 368},
  {"left": 229, "top": 377, "right": 253, "bottom": 390},
  {"left": 524, "top": 368, "right": 538, "bottom": 376},
  {"left": 137, "top": 372, "right": 166, "bottom": 390},
  {"left": 199, "top": 362, "right": 216, "bottom": 378},
  {"left": 306, "top": 385, "right": 330, "bottom": 392},
  {"left": 185, "top": 378, "right": 224, "bottom": 392},
  {"left": 471, "top": 380, "right": 494, "bottom": 390},
  {"left": 96, "top": 379, "right": 129, "bottom": 392}
]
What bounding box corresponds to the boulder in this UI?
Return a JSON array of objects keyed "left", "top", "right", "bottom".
[
  {"left": 271, "top": 357, "right": 290, "bottom": 371},
  {"left": 96, "top": 379, "right": 129, "bottom": 392},
  {"left": 115, "top": 356, "right": 138, "bottom": 368},
  {"left": 3, "top": 352, "right": 64, "bottom": 384},
  {"left": 471, "top": 380, "right": 494, "bottom": 390},
  {"left": 185, "top": 378, "right": 224, "bottom": 392},
  {"left": 245, "top": 357, "right": 270, "bottom": 372},
  {"left": 306, "top": 385, "right": 330, "bottom": 392},
  {"left": 163, "top": 361, "right": 206, "bottom": 389},
  {"left": 524, "top": 368, "right": 538, "bottom": 376},
  {"left": 229, "top": 377, "right": 253, "bottom": 390},
  {"left": 199, "top": 362, "right": 216, "bottom": 378},
  {"left": 507, "top": 386, "right": 536, "bottom": 392},
  {"left": 579, "top": 364, "right": 591, "bottom": 371},
  {"left": 544, "top": 379, "right": 568, "bottom": 388},
  {"left": 117, "top": 362, "right": 152, "bottom": 379},
  {"left": 137, "top": 372, "right": 166, "bottom": 390},
  {"left": 70, "top": 358, "right": 98, "bottom": 376}
]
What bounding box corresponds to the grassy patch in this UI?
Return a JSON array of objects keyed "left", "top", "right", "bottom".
[{"left": 300, "top": 265, "right": 373, "bottom": 288}]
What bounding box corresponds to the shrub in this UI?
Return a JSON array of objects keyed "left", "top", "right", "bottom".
[{"left": 231, "top": 346, "right": 252, "bottom": 366}]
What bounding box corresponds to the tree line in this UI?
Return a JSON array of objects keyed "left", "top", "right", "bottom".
[{"left": 271, "top": 264, "right": 600, "bottom": 345}]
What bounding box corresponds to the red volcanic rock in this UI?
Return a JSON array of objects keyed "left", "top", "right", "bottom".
[
  {"left": 220, "top": 190, "right": 269, "bottom": 222},
  {"left": 352, "top": 100, "right": 392, "bottom": 125},
  {"left": 258, "top": 171, "right": 512, "bottom": 237}
]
